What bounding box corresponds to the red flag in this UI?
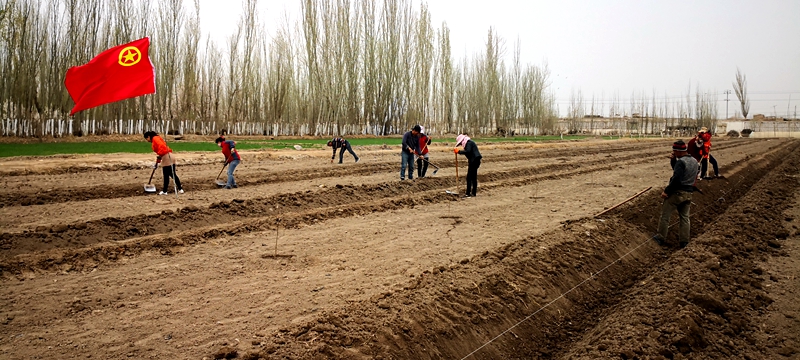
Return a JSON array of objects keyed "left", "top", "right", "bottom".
[{"left": 65, "top": 37, "right": 156, "bottom": 115}]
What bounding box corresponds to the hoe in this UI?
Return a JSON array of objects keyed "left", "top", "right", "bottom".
[
  {"left": 215, "top": 162, "right": 229, "bottom": 187},
  {"left": 143, "top": 166, "right": 157, "bottom": 193}
]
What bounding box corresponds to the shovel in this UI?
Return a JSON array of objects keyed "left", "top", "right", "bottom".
[
  {"left": 144, "top": 166, "right": 157, "bottom": 193},
  {"left": 215, "top": 162, "right": 229, "bottom": 187}
]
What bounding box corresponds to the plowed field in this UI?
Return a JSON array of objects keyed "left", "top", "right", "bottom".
[{"left": 1, "top": 137, "right": 798, "bottom": 359}]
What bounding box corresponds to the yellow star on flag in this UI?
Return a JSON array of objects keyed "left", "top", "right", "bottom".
[
  {"left": 118, "top": 46, "right": 142, "bottom": 66},
  {"left": 123, "top": 50, "right": 137, "bottom": 62}
]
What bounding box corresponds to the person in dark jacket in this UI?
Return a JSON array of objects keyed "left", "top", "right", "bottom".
[
  {"left": 327, "top": 137, "right": 359, "bottom": 163},
  {"left": 144, "top": 131, "right": 184, "bottom": 195},
  {"left": 400, "top": 125, "right": 422, "bottom": 180},
  {"left": 655, "top": 140, "right": 699, "bottom": 248},
  {"left": 455, "top": 133, "right": 482, "bottom": 197},
  {"left": 215, "top": 137, "right": 241, "bottom": 189},
  {"left": 416, "top": 126, "right": 432, "bottom": 178}
]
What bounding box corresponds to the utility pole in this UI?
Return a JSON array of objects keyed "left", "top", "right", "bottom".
[
  {"left": 723, "top": 89, "right": 731, "bottom": 119},
  {"left": 773, "top": 105, "right": 777, "bottom": 137}
]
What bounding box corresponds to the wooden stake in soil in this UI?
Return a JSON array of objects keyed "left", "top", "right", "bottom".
[
  {"left": 594, "top": 186, "right": 652, "bottom": 218},
  {"left": 275, "top": 219, "right": 280, "bottom": 257}
]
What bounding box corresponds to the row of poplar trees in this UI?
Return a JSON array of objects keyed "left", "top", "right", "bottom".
[{"left": 0, "top": 0, "right": 557, "bottom": 137}]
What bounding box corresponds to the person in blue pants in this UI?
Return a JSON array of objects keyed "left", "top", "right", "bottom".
[
  {"left": 215, "top": 137, "right": 241, "bottom": 189},
  {"left": 400, "top": 125, "right": 422, "bottom": 180}
]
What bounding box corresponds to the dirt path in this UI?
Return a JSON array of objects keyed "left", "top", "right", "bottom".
[{"left": 1, "top": 137, "right": 798, "bottom": 359}]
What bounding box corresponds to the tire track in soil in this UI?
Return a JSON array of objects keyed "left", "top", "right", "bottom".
[
  {"left": 233, "top": 139, "right": 799, "bottom": 360},
  {"left": 0, "top": 139, "right": 755, "bottom": 208}
]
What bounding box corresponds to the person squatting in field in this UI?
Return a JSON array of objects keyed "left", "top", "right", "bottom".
[
  {"left": 400, "top": 125, "right": 422, "bottom": 180},
  {"left": 455, "top": 133, "right": 482, "bottom": 198},
  {"left": 655, "top": 140, "right": 700, "bottom": 248},
  {"left": 698, "top": 127, "right": 720, "bottom": 179},
  {"left": 328, "top": 137, "right": 360, "bottom": 164},
  {"left": 416, "top": 126, "right": 432, "bottom": 178},
  {"left": 216, "top": 137, "right": 241, "bottom": 189},
  {"left": 144, "top": 131, "right": 184, "bottom": 195}
]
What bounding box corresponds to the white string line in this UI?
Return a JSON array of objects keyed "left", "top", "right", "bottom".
[
  {"left": 459, "top": 232, "right": 656, "bottom": 360},
  {"left": 460, "top": 174, "right": 749, "bottom": 360}
]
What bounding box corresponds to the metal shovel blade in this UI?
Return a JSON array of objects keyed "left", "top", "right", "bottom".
[
  {"left": 144, "top": 184, "right": 157, "bottom": 193},
  {"left": 215, "top": 180, "right": 227, "bottom": 187},
  {"left": 432, "top": 168, "right": 439, "bottom": 175},
  {"left": 445, "top": 190, "right": 458, "bottom": 195}
]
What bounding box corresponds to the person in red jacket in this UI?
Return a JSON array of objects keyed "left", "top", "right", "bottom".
[
  {"left": 144, "top": 131, "right": 184, "bottom": 195},
  {"left": 216, "top": 137, "right": 241, "bottom": 189},
  {"left": 416, "top": 126, "right": 432, "bottom": 178},
  {"left": 698, "top": 127, "right": 719, "bottom": 178},
  {"left": 686, "top": 134, "right": 703, "bottom": 180}
]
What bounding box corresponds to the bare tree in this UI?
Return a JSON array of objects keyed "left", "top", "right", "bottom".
[{"left": 733, "top": 67, "right": 750, "bottom": 119}]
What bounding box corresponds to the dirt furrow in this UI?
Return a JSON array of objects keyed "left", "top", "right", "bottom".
[
  {"left": 227, "top": 139, "right": 799, "bottom": 359},
  {"left": 1, "top": 138, "right": 795, "bottom": 360},
  {"left": 0, "top": 143, "right": 704, "bottom": 274},
  {"left": 0, "top": 139, "right": 754, "bottom": 208}
]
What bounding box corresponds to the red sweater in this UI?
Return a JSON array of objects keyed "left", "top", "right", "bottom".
[
  {"left": 151, "top": 135, "right": 172, "bottom": 157},
  {"left": 419, "top": 134, "right": 431, "bottom": 155},
  {"left": 221, "top": 140, "right": 240, "bottom": 162},
  {"left": 687, "top": 138, "right": 702, "bottom": 161}
]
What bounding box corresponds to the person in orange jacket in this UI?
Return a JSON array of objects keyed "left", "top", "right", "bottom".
[
  {"left": 698, "top": 127, "right": 719, "bottom": 179},
  {"left": 144, "top": 131, "right": 184, "bottom": 195}
]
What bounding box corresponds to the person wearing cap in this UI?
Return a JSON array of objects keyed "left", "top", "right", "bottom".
[
  {"left": 327, "top": 137, "right": 360, "bottom": 164},
  {"left": 416, "top": 126, "right": 432, "bottom": 178},
  {"left": 697, "top": 127, "right": 719, "bottom": 179},
  {"left": 455, "top": 133, "right": 482, "bottom": 197},
  {"left": 655, "top": 140, "right": 699, "bottom": 248},
  {"left": 685, "top": 134, "right": 703, "bottom": 180},
  {"left": 144, "top": 131, "right": 184, "bottom": 195},
  {"left": 215, "top": 136, "right": 241, "bottom": 189},
  {"left": 400, "top": 125, "right": 422, "bottom": 180}
]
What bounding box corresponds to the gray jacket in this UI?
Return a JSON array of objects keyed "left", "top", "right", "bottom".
[{"left": 665, "top": 155, "right": 699, "bottom": 195}]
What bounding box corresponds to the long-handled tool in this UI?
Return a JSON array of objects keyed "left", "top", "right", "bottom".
[
  {"left": 215, "top": 155, "right": 233, "bottom": 187},
  {"left": 168, "top": 153, "right": 179, "bottom": 198},
  {"left": 171, "top": 163, "right": 179, "bottom": 198},
  {"left": 420, "top": 157, "right": 440, "bottom": 175},
  {"left": 455, "top": 150, "right": 459, "bottom": 184},
  {"left": 144, "top": 166, "right": 157, "bottom": 193},
  {"left": 215, "top": 162, "right": 229, "bottom": 187},
  {"left": 445, "top": 150, "right": 459, "bottom": 195}
]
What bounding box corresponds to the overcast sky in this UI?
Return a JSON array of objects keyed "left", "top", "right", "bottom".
[{"left": 197, "top": 0, "right": 800, "bottom": 118}]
